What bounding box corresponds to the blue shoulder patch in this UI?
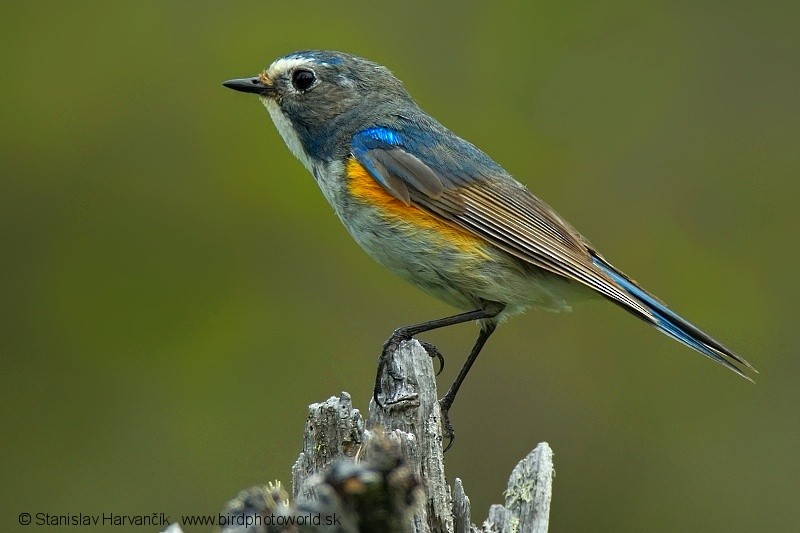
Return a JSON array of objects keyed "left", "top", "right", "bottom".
[
  {"left": 359, "top": 127, "right": 403, "bottom": 146},
  {"left": 351, "top": 127, "right": 405, "bottom": 192},
  {"left": 351, "top": 127, "right": 404, "bottom": 158}
]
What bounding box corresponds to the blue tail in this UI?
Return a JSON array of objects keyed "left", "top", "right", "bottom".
[{"left": 591, "top": 254, "right": 755, "bottom": 380}]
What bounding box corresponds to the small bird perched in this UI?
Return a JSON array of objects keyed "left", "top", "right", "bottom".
[{"left": 224, "top": 50, "right": 754, "bottom": 447}]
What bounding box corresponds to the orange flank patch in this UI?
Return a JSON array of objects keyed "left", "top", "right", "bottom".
[{"left": 345, "top": 158, "right": 488, "bottom": 256}]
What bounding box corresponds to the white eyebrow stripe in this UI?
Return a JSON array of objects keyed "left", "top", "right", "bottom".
[{"left": 268, "top": 57, "right": 315, "bottom": 76}]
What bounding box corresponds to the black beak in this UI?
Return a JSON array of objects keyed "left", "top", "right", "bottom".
[{"left": 222, "top": 76, "right": 274, "bottom": 96}]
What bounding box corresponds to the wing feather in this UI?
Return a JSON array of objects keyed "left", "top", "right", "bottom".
[
  {"left": 349, "top": 126, "right": 753, "bottom": 378},
  {"left": 352, "top": 131, "right": 651, "bottom": 318}
]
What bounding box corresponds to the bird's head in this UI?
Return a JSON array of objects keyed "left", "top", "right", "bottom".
[{"left": 224, "top": 50, "right": 414, "bottom": 167}]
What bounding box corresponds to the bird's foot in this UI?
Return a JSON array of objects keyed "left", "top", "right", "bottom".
[{"left": 373, "top": 331, "right": 445, "bottom": 407}]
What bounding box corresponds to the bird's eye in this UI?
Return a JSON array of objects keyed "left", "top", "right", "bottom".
[{"left": 291, "top": 68, "right": 316, "bottom": 92}]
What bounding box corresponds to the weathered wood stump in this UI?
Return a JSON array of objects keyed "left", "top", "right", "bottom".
[{"left": 163, "top": 340, "right": 553, "bottom": 532}]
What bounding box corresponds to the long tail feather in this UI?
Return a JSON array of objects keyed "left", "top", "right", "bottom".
[{"left": 591, "top": 254, "right": 756, "bottom": 380}]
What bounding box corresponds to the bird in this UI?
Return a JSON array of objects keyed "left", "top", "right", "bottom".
[{"left": 223, "top": 50, "right": 755, "bottom": 448}]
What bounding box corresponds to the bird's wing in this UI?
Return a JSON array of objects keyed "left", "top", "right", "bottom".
[
  {"left": 351, "top": 125, "right": 755, "bottom": 378},
  {"left": 351, "top": 125, "right": 651, "bottom": 318}
]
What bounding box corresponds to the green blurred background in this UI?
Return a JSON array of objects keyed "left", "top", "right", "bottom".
[{"left": 2, "top": 1, "right": 798, "bottom": 531}]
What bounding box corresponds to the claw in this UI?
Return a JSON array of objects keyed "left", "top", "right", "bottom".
[
  {"left": 439, "top": 398, "right": 455, "bottom": 452},
  {"left": 419, "top": 341, "right": 445, "bottom": 375},
  {"left": 372, "top": 386, "right": 383, "bottom": 408}
]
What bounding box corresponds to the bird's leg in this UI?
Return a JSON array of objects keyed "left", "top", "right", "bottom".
[
  {"left": 374, "top": 308, "right": 491, "bottom": 404},
  {"left": 439, "top": 322, "right": 497, "bottom": 452},
  {"left": 373, "top": 302, "right": 504, "bottom": 451}
]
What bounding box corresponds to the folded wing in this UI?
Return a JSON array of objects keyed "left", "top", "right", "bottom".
[{"left": 351, "top": 124, "right": 754, "bottom": 378}]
